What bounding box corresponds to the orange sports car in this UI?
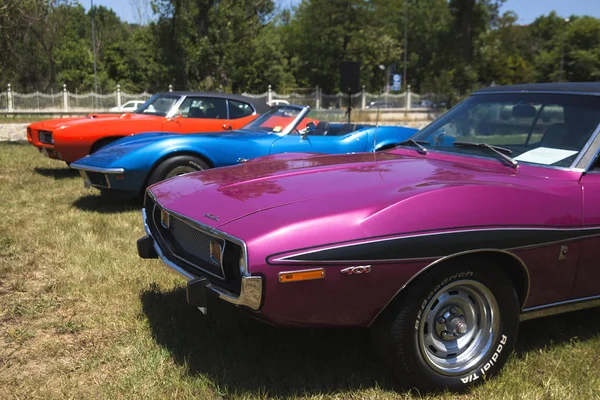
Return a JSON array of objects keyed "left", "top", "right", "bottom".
[{"left": 27, "top": 92, "right": 269, "bottom": 164}]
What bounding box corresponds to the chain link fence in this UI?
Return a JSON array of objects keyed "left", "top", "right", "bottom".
[
  {"left": 122, "top": 91, "right": 153, "bottom": 104},
  {"left": 3, "top": 85, "right": 444, "bottom": 113},
  {"left": 11, "top": 91, "right": 63, "bottom": 110}
]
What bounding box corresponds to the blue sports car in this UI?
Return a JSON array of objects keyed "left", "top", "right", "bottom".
[{"left": 70, "top": 105, "right": 418, "bottom": 198}]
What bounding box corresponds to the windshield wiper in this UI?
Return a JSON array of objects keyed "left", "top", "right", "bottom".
[
  {"left": 396, "top": 139, "right": 430, "bottom": 155},
  {"left": 452, "top": 141, "right": 518, "bottom": 169}
]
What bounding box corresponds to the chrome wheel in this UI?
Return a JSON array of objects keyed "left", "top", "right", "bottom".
[
  {"left": 418, "top": 279, "right": 500, "bottom": 376},
  {"left": 165, "top": 165, "right": 199, "bottom": 178}
]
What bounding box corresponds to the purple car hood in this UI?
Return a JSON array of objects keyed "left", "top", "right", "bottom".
[{"left": 148, "top": 150, "right": 564, "bottom": 230}]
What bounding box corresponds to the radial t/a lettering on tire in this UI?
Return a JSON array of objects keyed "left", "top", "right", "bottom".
[{"left": 370, "top": 258, "right": 520, "bottom": 392}]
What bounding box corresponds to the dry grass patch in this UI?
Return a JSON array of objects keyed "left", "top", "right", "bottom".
[{"left": 0, "top": 142, "right": 599, "bottom": 399}]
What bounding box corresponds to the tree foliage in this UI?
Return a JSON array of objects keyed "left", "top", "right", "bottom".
[{"left": 1, "top": 0, "right": 599, "bottom": 98}]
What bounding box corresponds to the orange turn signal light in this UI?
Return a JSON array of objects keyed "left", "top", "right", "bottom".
[{"left": 278, "top": 268, "right": 325, "bottom": 283}]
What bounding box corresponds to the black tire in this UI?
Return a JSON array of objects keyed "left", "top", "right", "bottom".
[
  {"left": 370, "top": 258, "right": 519, "bottom": 392},
  {"left": 148, "top": 155, "right": 209, "bottom": 186},
  {"left": 90, "top": 137, "right": 122, "bottom": 154}
]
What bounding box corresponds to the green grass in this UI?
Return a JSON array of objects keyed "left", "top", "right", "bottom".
[
  {"left": 0, "top": 116, "right": 58, "bottom": 123},
  {"left": 1, "top": 142, "right": 600, "bottom": 399}
]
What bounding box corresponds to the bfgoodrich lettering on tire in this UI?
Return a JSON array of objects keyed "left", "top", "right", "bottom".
[{"left": 370, "top": 258, "right": 519, "bottom": 392}]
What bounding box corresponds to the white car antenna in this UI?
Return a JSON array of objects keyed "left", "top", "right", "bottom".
[{"left": 373, "top": 89, "right": 382, "bottom": 152}]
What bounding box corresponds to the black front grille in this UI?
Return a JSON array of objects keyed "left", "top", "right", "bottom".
[
  {"left": 145, "top": 194, "right": 242, "bottom": 295},
  {"left": 87, "top": 172, "right": 109, "bottom": 188},
  {"left": 38, "top": 130, "right": 53, "bottom": 144}
]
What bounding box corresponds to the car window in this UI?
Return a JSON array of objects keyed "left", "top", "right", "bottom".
[
  {"left": 175, "top": 97, "right": 228, "bottom": 119},
  {"left": 136, "top": 94, "right": 180, "bottom": 116},
  {"left": 228, "top": 99, "right": 254, "bottom": 119},
  {"left": 413, "top": 93, "right": 600, "bottom": 168},
  {"left": 172, "top": 97, "right": 227, "bottom": 119}
]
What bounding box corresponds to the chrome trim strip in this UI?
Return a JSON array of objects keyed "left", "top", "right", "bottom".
[
  {"left": 280, "top": 105, "right": 311, "bottom": 136},
  {"left": 578, "top": 123, "right": 600, "bottom": 171},
  {"left": 70, "top": 164, "right": 125, "bottom": 174},
  {"left": 367, "top": 249, "right": 530, "bottom": 327},
  {"left": 165, "top": 94, "right": 187, "bottom": 119},
  {"left": 142, "top": 208, "right": 263, "bottom": 310},
  {"left": 274, "top": 226, "right": 600, "bottom": 263},
  {"left": 520, "top": 295, "right": 600, "bottom": 321},
  {"left": 573, "top": 120, "right": 600, "bottom": 170},
  {"left": 146, "top": 190, "right": 250, "bottom": 276}
]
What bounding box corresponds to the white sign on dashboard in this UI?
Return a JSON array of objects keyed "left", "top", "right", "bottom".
[{"left": 513, "top": 147, "right": 577, "bottom": 165}]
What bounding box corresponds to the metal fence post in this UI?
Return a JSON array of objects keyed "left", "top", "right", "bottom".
[
  {"left": 63, "top": 84, "right": 68, "bottom": 110},
  {"left": 267, "top": 85, "right": 273, "bottom": 105},
  {"left": 7, "top": 83, "right": 13, "bottom": 112},
  {"left": 117, "top": 84, "right": 122, "bottom": 107},
  {"left": 406, "top": 85, "right": 412, "bottom": 111},
  {"left": 315, "top": 85, "right": 320, "bottom": 110},
  {"left": 169, "top": 84, "right": 173, "bottom": 92},
  {"left": 361, "top": 85, "right": 366, "bottom": 110}
]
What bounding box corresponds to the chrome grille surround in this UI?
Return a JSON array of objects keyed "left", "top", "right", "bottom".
[
  {"left": 145, "top": 191, "right": 249, "bottom": 281},
  {"left": 163, "top": 211, "right": 227, "bottom": 279},
  {"left": 142, "top": 191, "right": 262, "bottom": 310}
]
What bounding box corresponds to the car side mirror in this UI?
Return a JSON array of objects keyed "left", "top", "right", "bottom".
[{"left": 302, "top": 121, "right": 316, "bottom": 139}]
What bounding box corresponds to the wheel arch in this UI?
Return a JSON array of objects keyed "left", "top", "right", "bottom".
[
  {"left": 144, "top": 150, "right": 215, "bottom": 187},
  {"left": 370, "top": 249, "right": 530, "bottom": 326},
  {"left": 90, "top": 136, "right": 124, "bottom": 153}
]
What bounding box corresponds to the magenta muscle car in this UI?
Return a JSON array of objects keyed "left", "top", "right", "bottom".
[{"left": 137, "top": 83, "right": 600, "bottom": 391}]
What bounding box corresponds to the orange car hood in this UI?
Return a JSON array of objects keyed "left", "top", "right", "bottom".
[{"left": 29, "top": 113, "right": 160, "bottom": 130}]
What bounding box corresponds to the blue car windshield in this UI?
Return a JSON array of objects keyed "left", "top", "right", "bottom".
[
  {"left": 135, "top": 94, "right": 181, "bottom": 117},
  {"left": 243, "top": 106, "right": 305, "bottom": 134}
]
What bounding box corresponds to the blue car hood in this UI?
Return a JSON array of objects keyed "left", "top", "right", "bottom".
[{"left": 71, "top": 129, "right": 272, "bottom": 168}]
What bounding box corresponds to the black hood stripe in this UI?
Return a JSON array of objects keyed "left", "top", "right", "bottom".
[{"left": 269, "top": 227, "right": 600, "bottom": 264}]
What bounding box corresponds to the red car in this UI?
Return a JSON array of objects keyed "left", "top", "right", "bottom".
[{"left": 26, "top": 92, "right": 269, "bottom": 164}]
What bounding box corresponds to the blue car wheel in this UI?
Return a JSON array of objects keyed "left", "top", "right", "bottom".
[{"left": 149, "top": 155, "right": 210, "bottom": 185}]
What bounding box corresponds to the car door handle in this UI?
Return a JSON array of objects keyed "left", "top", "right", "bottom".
[{"left": 222, "top": 124, "right": 232, "bottom": 130}]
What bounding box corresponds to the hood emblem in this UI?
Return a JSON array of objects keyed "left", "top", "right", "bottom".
[
  {"left": 203, "top": 213, "right": 220, "bottom": 222},
  {"left": 341, "top": 265, "right": 371, "bottom": 275}
]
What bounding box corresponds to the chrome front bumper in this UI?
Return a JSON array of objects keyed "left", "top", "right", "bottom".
[
  {"left": 70, "top": 165, "right": 125, "bottom": 189},
  {"left": 140, "top": 208, "right": 263, "bottom": 310}
]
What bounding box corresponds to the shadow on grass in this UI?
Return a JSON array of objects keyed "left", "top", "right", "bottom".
[
  {"left": 72, "top": 194, "right": 141, "bottom": 214},
  {"left": 140, "top": 284, "right": 394, "bottom": 397},
  {"left": 516, "top": 307, "right": 600, "bottom": 356},
  {"left": 34, "top": 167, "right": 79, "bottom": 180}
]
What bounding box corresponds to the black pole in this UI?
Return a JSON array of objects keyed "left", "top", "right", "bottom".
[
  {"left": 347, "top": 89, "right": 352, "bottom": 124},
  {"left": 403, "top": 0, "right": 408, "bottom": 91},
  {"left": 91, "top": 0, "right": 98, "bottom": 106}
]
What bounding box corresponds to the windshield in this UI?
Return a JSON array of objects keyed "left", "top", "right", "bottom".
[
  {"left": 135, "top": 94, "right": 181, "bottom": 117},
  {"left": 243, "top": 105, "right": 310, "bottom": 134},
  {"left": 411, "top": 93, "right": 600, "bottom": 168}
]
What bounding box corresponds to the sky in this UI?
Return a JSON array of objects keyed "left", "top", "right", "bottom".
[{"left": 85, "top": 0, "right": 600, "bottom": 25}]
